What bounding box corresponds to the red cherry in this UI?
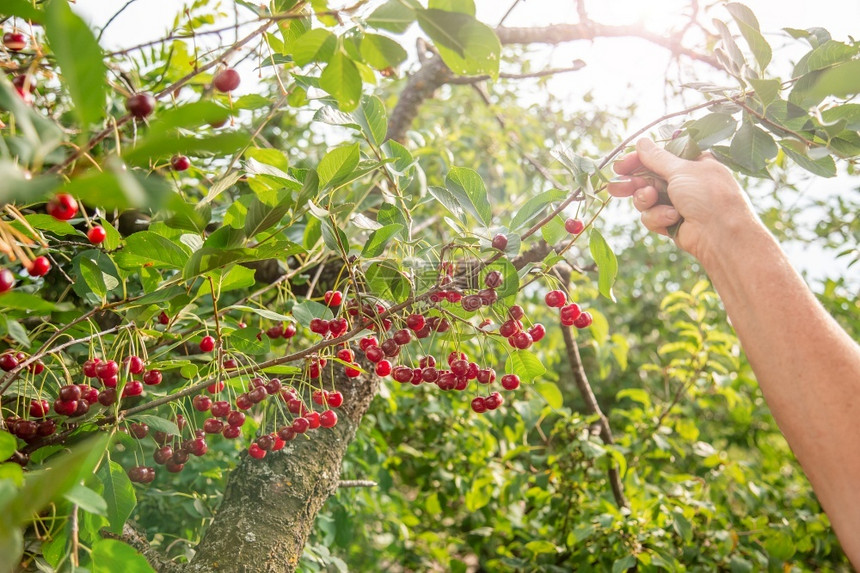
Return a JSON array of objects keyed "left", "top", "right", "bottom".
[
  {"left": 499, "top": 319, "right": 521, "bottom": 338},
  {"left": 29, "top": 399, "right": 50, "bottom": 418},
  {"left": 223, "top": 358, "right": 238, "bottom": 370},
  {"left": 249, "top": 443, "right": 266, "bottom": 459},
  {"left": 85, "top": 225, "right": 107, "bottom": 245},
  {"left": 324, "top": 290, "right": 343, "bottom": 307},
  {"left": 544, "top": 290, "right": 566, "bottom": 308},
  {"left": 511, "top": 331, "right": 533, "bottom": 350},
  {"left": 337, "top": 348, "right": 355, "bottom": 362},
  {"left": 405, "top": 314, "right": 425, "bottom": 332},
  {"left": 79, "top": 385, "right": 98, "bottom": 404},
  {"left": 392, "top": 329, "right": 411, "bottom": 346},
  {"left": 380, "top": 339, "right": 400, "bottom": 357},
  {"left": 203, "top": 418, "right": 224, "bottom": 434},
  {"left": 46, "top": 194, "right": 78, "bottom": 221},
  {"left": 359, "top": 335, "right": 378, "bottom": 351},
  {"left": 312, "top": 390, "right": 326, "bottom": 406},
  {"left": 208, "top": 380, "right": 225, "bottom": 394},
  {"left": 122, "top": 381, "right": 144, "bottom": 397},
  {"left": 320, "top": 410, "right": 338, "bottom": 428},
  {"left": 564, "top": 218, "right": 585, "bottom": 235},
  {"left": 471, "top": 396, "right": 487, "bottom": 413},
  {"left": 306, "top": 412, "right": 321, "bottom": 430},
  {"left": 345, "top": 364, "right": 361, "bottom": 378},
  {"left": 491, "top": 234, "right": 508, "bottom": 250},
  {"left": 189, "top": 437, "right": 208, "bottom": 456},
  {"left": 28, "top": 360, "right": 45, "bottom": 375},
  {"left": 199, "top": 335, "right": 215, "bottom": 352},
  {"left": 445, "top": 291, "right": 462, "bottom": 303},
  {"left": 560, "top": 303, "right": 581, "bottom": 322},
  {"left": 375, "top": 360, "right": 392, "bottom": 377},
  {"left": 143, "top": 369, "right": 162, "bottom": 385},
  {"left": 96, "top": 360, "right": 119, "bottom": 380},
  {"left": 248, "top": 385, "right": 267, "bottom": 403},
  {"left": 266, "top": 324, "right": 284, "bottom": 339},
  {"left": 528, "top": 323, "right": 546, "bottom": 342},
  {"left": 477, "top": 368, "right": 496, "bottom": 384},
  {"left": 326, "top": 391, "right": 343, "bottom": 408},
  {"left": 365, "top": 346, "right": 384, "bottom": 363},
  {"left": 292, "top": 417, "right": 310, "bottom": 434},
  {"left": 392, "top": 366, "right": 412, "bottom": 383},
  {"left": 257, "top": 434, "right": 277, "bottom": 451},
  {"left": 98, "top": 388, "right": 117, "bottom": 406},
  {"left": 450, "top": 359, "right": 469, "bottom": 377},
  {"left": 485, "top": 392, "right": 504, "bottom": 410},
  {"left": 485, "top": 270, "right": 503, "bottom": 288},
  {"left": 0, "top": 354, "right": 18, "bottom": 371},
  {"left": 170, "top": 155, "right": 190, "bottom": 171},
  {"left": 130, "top": 422, "right": 149, "bottom": 439},
  {"left": 573, "top": 311, "right": 593, "bottom": 329},
  {"left": 329, "top": 317, "right": 349, "bottom": 337},
  {"left": 282, "top": 323, "right": 297, "bottom": 338},
  {"left": 310, "top": 318, "right": 329, "bottom": 335},
  {"left": 213, "top": 68, "right": 241, "bottom": 92},
  {"left": 211, "top": 400, "right": 230, "bottom": 417},
  {"left": 236, "top": 394, "right": 253, "bottom": 410},
  {"left": 0, "top": 268, "right": 15, "bottom": 293},
  {"left": 37, "top": 419, "right": 57, "bottom": 437},
  {"left": 227, "top": 410, "right": 246, "bottom": 427},
  {"left": 126, "top": 355, "right": 145, "bottom": 375},
  {"left": 422, "top": 367, "right": 439, "bottom": 383},
  {"left": 265, "top": 379, "right": 282, "bottom": 395},
  {"left": 272, "top": 435, "right": 285, "bottom": 451},
  {"left": 59, "top": 384, "right": 81, "bottom": 401},
  {"left": 126, "top": 93, "right": 156, "bottom": 119},
  {"left": 12, "top": 74, "right": 36, "bottom": 93},
  {"left": 53, "top": 399, "right": 78, "bottom": 416},
  {"left": 419, "top": 356, "right": 436, "bottom": 369},
  {"left": 154, "top": 446, "right": 173, "bottom": 465},
  {"left": 222, "top": 425, "right": 241, "bottom": 439},
  {"left": 158, "top": 311, "right": 170, "bottom": 325},
  {"left": 28, "top": 256, "right": 50, "bottom": 277},
  {"left": 447, "top": 351, "right": 466, "bottom": 366},
  {"left": 3, "top": 32, "right": 27, "bottom": 52},
  {"left": 501, "top": 374, "right": 520, "bottom": 390},
  {"left": 193, "top": 394, "right": 212, "bottom": 412},
  {"left": 508, "top": 305, "right": 525, "bottom": 320}
]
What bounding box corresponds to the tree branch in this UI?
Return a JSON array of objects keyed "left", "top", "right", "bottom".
[{"left": 102, "top": 523, "right": 179, "bottom": 573}]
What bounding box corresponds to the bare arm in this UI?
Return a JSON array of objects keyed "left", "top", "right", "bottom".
[{"left": 609, "top": 139, "right": 860, "bottom": 564}]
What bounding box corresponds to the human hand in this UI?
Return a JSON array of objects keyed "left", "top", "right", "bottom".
[{"left": 607, "top": 138, "right": 760, "bottom": 265}]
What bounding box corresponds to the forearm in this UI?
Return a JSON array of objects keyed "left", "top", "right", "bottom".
[{"left": 700, "top": 220, "right": 860, "bottom": 560}]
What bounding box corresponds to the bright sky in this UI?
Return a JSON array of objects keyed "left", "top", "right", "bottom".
[{"left": 73, "top": 0, "right": 859, "bottom": 285}]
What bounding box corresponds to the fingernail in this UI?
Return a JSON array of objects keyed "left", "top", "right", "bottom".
[
  {"left": 609, "top": 177, "right": 629, "bottom": 183},
  {"left": 638, "top": 138, "right": 655, "bottom": 149},
  {"left": 666, "top": 208, "right": 678, "bottom": 220}
]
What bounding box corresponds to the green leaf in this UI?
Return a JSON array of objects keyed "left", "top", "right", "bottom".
[
  {"left": 60, "top": 166, "right": 170, "bottom": 211},
  {"left": 779, "top": 140, "right": 836, "bottom": 177},
  {"left": 687, "top": 113, "right": 738, "bottom": 148},
  {"left": 354, "top": 95, "right": 388, "bottom": 147},
  {"left": 366, "top": 0, "right": 415, "bottom": 33},
  {"left": 3, "top": 0, "right": 45, "bottom": 22},
  {"left": 428, "top": 186, "right": 466, "bottom": 222},
  {"left": 589, "top": 229, "right": 618, "bottom": 302},
  {"left": 114, "top": 231, "right": 191, "bottom": 270},
  {"left": 806, "top": 60, "right": 860, "bottom": 103},
  {"left": 79, "top": 258, "right": 109, "bottom": 299},
  {"left": 292, "top": 28, "right": 337, "bottom": 66},
  {"left": 244, "top": 195, "right": 293, "bottom": 237},
  {"left": 0, "top": 431, "right": 16, "bottom": 460},
  {"left": 45, "top": 0, "right": 107, "bottom": 126},
  {"left": 749, "top": 78, "right": 780, "bottom": 107},
  {"left": 764, "top": 532, "right": 796, "bottom": 561},
  {"left": 131, "top": 415, "right": 179, "bottom": 436},
  {"left": 23, "top": 214, "right": 81, "bottom": 237},
  {"left": 123, "top": 132, "right": 251, "bottom": 166},
  {"left": 360, "top": 33, "right": 408, "bottom": 70},
  {"left": 96, "top": 460, "right": 136, "bottom": 535},
  {"left": 229, "top": 326, "right": 270, "bottom": 355},
  {"left": 445, "top": 167, "right": 493, "bottom": 227},
  {"left": 64, "top": 483, "right": 107, "bottom": 515},
  {"left": 9, "top": 433, "right": 109, "bottom": 526},
  {"left": 292, "top": 300, "right": 333, "bottom": 324},
  {"left": 726, "top": 3, "right": 771, "bottom": 72},
  {"left": 146, "top": 101, "right": 231, "bottom": 135},
  {"left": 0, "top": 292, "right": 57, "bottom": 313},
  {"left": 505, "top": 350, "right": 546, "bottom": 383},
  {"left": 91, "top": 539, "right": 155, "bottom": 573},
  {"left": 417, "top": 9, "right": 500, "bottom": 78},
  {"left": 429, "top": 0, "right": 475, "bottom": 15},
  {"left": 525, "top": 540, "right": 558, "bottom": 555},
  {"left": 228, "top": 305, "right": 293, "bottom": 322},
  {"left": 534, "top": 381, "right": 563, "bottom": 409},
  {"left": 363, "top": 223, "right": 404, "bottom": 257},
  {"left": 729, "top": 121, "right": 777, "bottom": 172},
  {"left": 612, "top": 555, "right": 637, "bottom": 573},
  {"left": 318, "top": 142, "right": 361, "bottom": 188},
  {"left": 510, "top": 189, "right": 567, "bottom": 231},
  {"left": 319, "top": 51, "right": 363, "bottom": 112}
]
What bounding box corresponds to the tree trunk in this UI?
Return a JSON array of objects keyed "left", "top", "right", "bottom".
[{"left": 180, "top": 370, "right": 379, "bottom": 573}]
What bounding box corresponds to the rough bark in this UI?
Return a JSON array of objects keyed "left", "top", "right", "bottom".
[{"left": 178, "top": 369, "right": 379, "bottom": 573}]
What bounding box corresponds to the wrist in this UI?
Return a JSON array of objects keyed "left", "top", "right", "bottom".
[{"left": 695, "top": 212, "right": 770, "bottom": 273}]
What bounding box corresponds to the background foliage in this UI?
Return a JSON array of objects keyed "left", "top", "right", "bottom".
[{"left": 0, "top": 0, "right": 858, "bottom": 571}]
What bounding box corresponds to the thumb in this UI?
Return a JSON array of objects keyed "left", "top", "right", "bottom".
[{"left": 636, "top": 138, "right": 686, "bottom": 178}]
